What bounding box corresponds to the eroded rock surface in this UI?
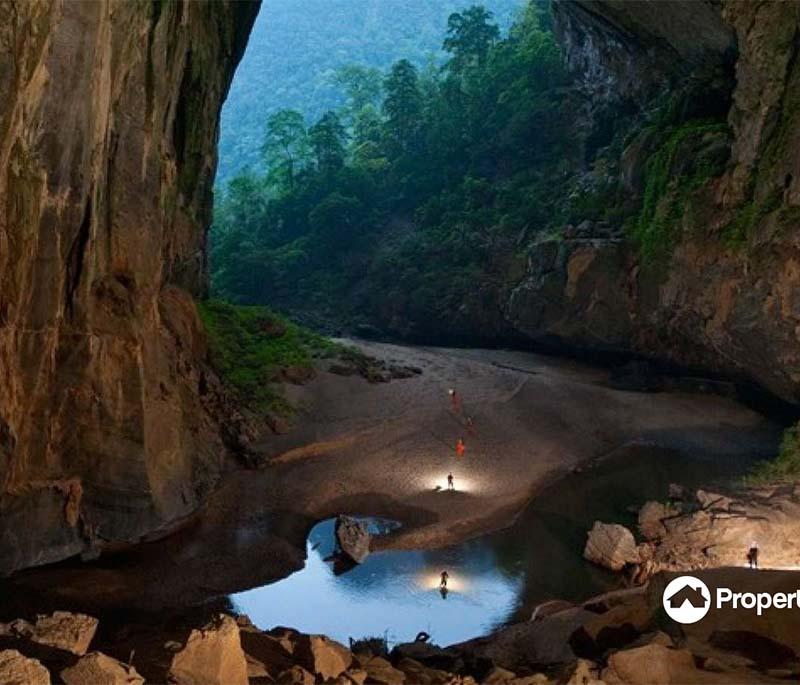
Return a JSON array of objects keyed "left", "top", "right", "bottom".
[
  {"left": 0, "top": 0, "right": 259, "bottom": 574},
  {"left": 510, "top": 1, "right": 800, "bottom": 404}
]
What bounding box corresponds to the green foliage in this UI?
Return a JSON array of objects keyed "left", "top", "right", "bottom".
[
  {"left": 747, "top": 422, "right": 800, "bottom": 484},
  {"left": 444, "top": 6, "right": 501, "bottom": 72},
  {"left": 211, "top": 1, "right": 571, "bottom": 339},
  {"left": 218, "top": 0, "right": 523, "bottom": 182},
  {"left": 197, "top": 299, "right": 338, "bottom": 413},
  {"left": 629, "top": 121, "right": 729, "bottom": 265}
]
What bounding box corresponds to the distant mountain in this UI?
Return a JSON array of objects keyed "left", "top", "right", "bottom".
[{"left": 217, "top": 0, "right": 524, "bottom": 183}]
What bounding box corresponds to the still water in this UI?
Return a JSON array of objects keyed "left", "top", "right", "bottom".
[{"left": 233, "top": 445, "right": 756, "bottom": 647}]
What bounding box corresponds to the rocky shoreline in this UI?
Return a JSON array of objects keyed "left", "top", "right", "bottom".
[
  {"left": 3, "top": 570, "right": 798, "bottom": 684},
  {"left": 4, "top": 483, "right": 800, "bottom": 684}
]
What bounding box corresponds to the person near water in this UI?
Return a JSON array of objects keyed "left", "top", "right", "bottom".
[
  {"left": 465, "top": 415, "right": 475, "bottom": 435},
  {"left": 748, "top": 541, "right": 759, "bottom": 569},
  {"left": 440, "top": 570, "right": 449, "bottom": 588},
  {"left": 455, "top": 438, "right": 465, "bottom": 458},
  {"left": 449, "top": 388, "right": 461, "bottom": 413},
  {"left": 447, "top": 472, "right": 454, "bottom": 490}
]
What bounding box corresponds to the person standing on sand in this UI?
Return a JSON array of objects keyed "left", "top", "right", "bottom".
[
  {"left": 465, "top": 415, "right": 475, "bottom": 435},
  {"left": 447, "top": 473, "right": 454, "bottom": 490},
  {"left": 449, "top": 388, "right": 461, "bottom": 413},
  {"left": 455, "top": 438, "right": 465, "bottom": 458},
  {"left": 748, "top": 541, "right": 759, "bottom": 569}
]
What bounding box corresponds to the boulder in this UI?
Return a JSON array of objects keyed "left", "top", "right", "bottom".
[
  {"left": 584, "top": 522, "right": 640, "bottom": 571},
  {"left": 360, "top": 655, "right": 405, "bottom": 684},
  {"left": 570, "top": 595, "right": 654, "bottom": 657},
  {"left": 395, "top": 657, "right": 454, "bottom": 684},
  {"left": 61, "top": 652, "right": 144, "bottom": 685},
  {"left": 391, "top": 641, "right": 461, "bottom": 671},
  {"left": 483, "top": 666, "right": 518, "bottom": 683},
  {"left": 294, "top": 634, "right": 352, "bottom": 680},
  {"left": 603, "top": 644, "right": 698, "bottom": 684},
  {"left": 168, "top": 614, "right": 248, "bottom": 685},
  {"left": 336, "top": 515, "right": 371, "bottom": 564},
  {"left": 276, "top": 665, "right": 315, "bottom": 684},
  {"left": 239, "top": 630, "right": 294, "bottom": 677},
  {"left": 696, "top": 490, "right": 733, "bottom": 511},
  {"left": 346, "top": 667, "right": 369, "bottom": 684},
  {"left": 0, "top": 650, "right": 50, "bottom": 685},
  {"left": 638, "top": 502, "right": 673, "bottom": 540},
  {"left": 27, "top": 612, "right": 98, "bottom": 656}
]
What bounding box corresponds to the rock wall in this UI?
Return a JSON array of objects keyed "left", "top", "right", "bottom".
[
  {"left": 511, "top": 0, "right": 800, "bottom": 404},
  {"left": 0, "top": 0, "right": 259, "bottom": 573}
]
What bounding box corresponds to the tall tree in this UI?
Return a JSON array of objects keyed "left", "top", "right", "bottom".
[
  {"left": 383, "top": 59, "right": 423, "bottom": 155},
  {"left": 261, "top": 109, "right": 309, "bottom": 190},
  {"left": 308, "top": 111, "right": 348, "bottom": 173},
  {"left": 443, "top": 6, "right": 500, "bottom": 73},
  {"left": 332, "top": 64, "right": 384, "bottom": 120}
]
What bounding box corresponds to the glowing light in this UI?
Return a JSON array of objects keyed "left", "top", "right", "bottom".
[
  {"left": 429, "top": 473, "right": 477, "bottom": 493},
  {"left": 418, "top": 570, "right": 469, "bottom": 593}
]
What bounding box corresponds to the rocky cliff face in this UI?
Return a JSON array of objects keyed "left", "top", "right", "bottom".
[
  {"left": 0, "top": 0, "right": 259, "bottom": 573},
  {"left": 510, "top": 0, "right": 800, "bottom": 404}
]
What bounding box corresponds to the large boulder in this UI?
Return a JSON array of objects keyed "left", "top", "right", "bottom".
[
  {"left": 23, "top": 612, "right": 98, "bottom": 656},
  {"left": 168, "top": 615, "right": 248, "bottom": 685},
  {"left": 571, "top": 595, "right": 654, "bottom": 657},
  {"left": 584, "top": 522, "right": 640, "bottom": 571},
  {"left": 61, "top": 652, "right": 144, "bottom": 685},
  {"left": 336, "top": 515, "right": 371, "bottom": 564},
  {"left": 358, "top": 655, "right": 405, "bottom": 684},
  {"left": 0, "top": 650, "right": 50, "bottom": 685},
  {"left": 602, "top": 644, "right": 698, "bottom": 684},
  {"left": 294, "top": 634, "right": 352, "bottom": 681}
]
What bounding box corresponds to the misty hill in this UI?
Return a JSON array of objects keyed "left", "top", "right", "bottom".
[{"left": 217, "top": 0, "right": 524, "bottom": 182}]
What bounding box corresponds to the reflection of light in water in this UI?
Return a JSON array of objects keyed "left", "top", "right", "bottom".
[
  {"left": 232, "top": 518, "right": 522, "bottom": 647},
  {"left": 430, "top": 473, "right": 477, "bottom": 493},
  {"left": 418, "top": 570, "right": 469, "bottom": 593}
]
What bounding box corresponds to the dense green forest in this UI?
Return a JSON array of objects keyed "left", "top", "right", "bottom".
[
  {"left": 217, "top": 0, "right": 523, "bottom": 181},
  {"left": 211, "top": 1, "right": 575, "bottom": 341}
]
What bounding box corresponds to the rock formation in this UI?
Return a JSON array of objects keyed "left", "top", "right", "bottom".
[
  {"left": 0, "top": 0, "right": 259, "bottom": 574},
  {"left": 335, "top": 515, "right": 371, "bottom": 564},
  {"left": 510, "top": 1, "right": 800, "bottom": 404}
]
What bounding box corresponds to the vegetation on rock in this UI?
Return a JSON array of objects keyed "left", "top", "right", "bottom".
[
  {"left": 748, "top": 421, "right": 800, "bottom": 484},
  {"left": 198, "top": 300, "right": 340, "bottom": 413}
]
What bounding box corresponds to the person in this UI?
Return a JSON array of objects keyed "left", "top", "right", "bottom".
[
  {"left": 465, "top": 415, "right": 475, "bottom": 435},
  {"left": 449, "top": 388, "right": 461, "bottom": 413},
  {"left": 455, "top": 438, "right": 465, "bottom": 458},
  {"left": 447, "top": 472, "right": 454, "bottom": 491},
  {"left": 748, "top": 541, "right": 759, "bottom": 569},
  {"left": 440, "top": 570, "right": 449, "bottom": 588}
]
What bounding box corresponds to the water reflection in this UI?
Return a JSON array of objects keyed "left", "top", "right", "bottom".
[
  {"left": 233, "top": 445, "right": 760, "bottom": 647},
  {"left": 233, "top": 517, "right": 522, "bottom": 647}
]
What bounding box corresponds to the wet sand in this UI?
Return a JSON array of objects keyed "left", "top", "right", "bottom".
[{"left": 1, "top": 342, "right": 780, "bottom": 614}]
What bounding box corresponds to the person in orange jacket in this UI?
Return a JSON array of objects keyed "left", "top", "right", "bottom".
[{"left": 455, "top": 437, "right": 465, "bottom": 458}]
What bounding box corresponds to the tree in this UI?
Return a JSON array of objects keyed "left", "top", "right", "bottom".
[
  {"left": 261, "top": 109, "right": 309, "bottom": 191},
  {"left": 383, "top": 59, "right": 423, "bottom": 156},
  {"left": 332, "top": 64, "right": 384, "bottom": 119},
  {"left": 443, "top": 6, "right": 500, "bottom": 73},
  {"left": 308, "top": 111, "right": 348, "bottom": 173}
]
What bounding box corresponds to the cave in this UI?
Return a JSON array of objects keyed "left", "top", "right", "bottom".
[{"left": 1, "top": 1, "right": 800, "bottom": 682}]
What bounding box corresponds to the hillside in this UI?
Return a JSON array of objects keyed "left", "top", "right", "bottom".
[{"left": 217, "top": 0, "right": 524, "bottom": 181}]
